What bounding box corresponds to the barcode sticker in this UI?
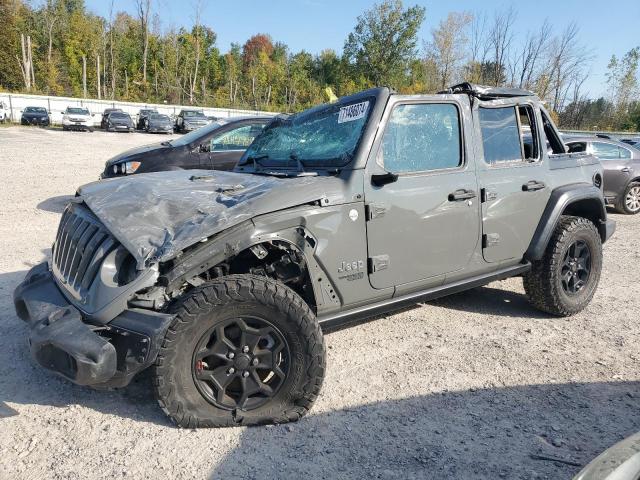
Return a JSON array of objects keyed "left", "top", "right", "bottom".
[{"left": 338, "top": 101, "right": 369, "bottom": 123}]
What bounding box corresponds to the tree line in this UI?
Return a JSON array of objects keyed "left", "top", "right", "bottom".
[{"left": 1, "top": 0, "right": 638, "bottom": 130}]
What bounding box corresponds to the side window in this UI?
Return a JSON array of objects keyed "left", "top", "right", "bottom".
[
  {"left": 592, "top": 142, "right": 620, "bottom": 160},
  {"left": 518, "top": 105, "right": 539, "bottom": 161},
  {"left": 210, "top": 124, "right": 265, "bottom": 151},
  {"left": 379, "top": 103, "right": 461, "bottom": 173},
  {"left": 619, "top": 147, "right": 632, "bottom": 159},
  {"left": 479, "top": 107, "right": 522, "bottom": 164}
]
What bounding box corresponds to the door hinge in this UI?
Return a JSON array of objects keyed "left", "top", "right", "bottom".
[
  {"left": 368, "top": 255, "right": 390, "bottom": 273},
  {"left": 482, "top": 233, "right": 500, "bottom": 248},
  {"left": 365, "top": 203, "right": 387, "bottom": 221},
  {"left": 481, "top": 188, "right": 498, "bottom": 203}
]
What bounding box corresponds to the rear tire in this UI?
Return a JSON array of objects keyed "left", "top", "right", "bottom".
[
  {"left": 615, "top": 182, "right": 640, "bottom": 215},
  {"left": 523, "top": 216, "right": 602, "bottom": 316},
  {"left": 153, "top": 274, "right": 325, "bottom": 428}
]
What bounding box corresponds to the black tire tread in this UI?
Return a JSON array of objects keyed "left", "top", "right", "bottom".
[
  {"left": 523, "top": 215, "right": 601, "bottom": 317},
  {"left": 153, "top": 274, "right": 325, "bottom": 428}
]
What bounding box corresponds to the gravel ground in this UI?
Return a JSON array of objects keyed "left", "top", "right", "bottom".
[{"left": 0, "top": 126, "right": 639, "bottom": 480}]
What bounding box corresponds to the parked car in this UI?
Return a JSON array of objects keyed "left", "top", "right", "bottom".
[
  {"left": 174, "top": 109, "right": 210, "bottom": 133},
  {"left": 620, "top": 137, "right": 640, "bottom": 149},
  {"left": 102, "top": 116, "right": 269, "bottom": 177},
  {"left": 14, "top": 84, "right": 615, "bottom": 428},
  {"left": 105, "top": 111, "right": 135, "bottom": 133},
  {"left": 143, "top": 113, "right": 174, "bottom": 134},
  {"left": 21, "top": 106, "right": 50, "bottom": 126},
  {"left": 136, "top": 108, "right": 158, "bottom": 130},
  {"left": 62, "top": 107, "right": 92, "bottom": 131},
  {"left": 100, "top": 108, "right": 123, "bottom": 129},
  {"left": 0, "top": 101, "right": 8, "bottom": 123},
  {"left": 565, "top": 136, "right": 640, "bottom": 214}
]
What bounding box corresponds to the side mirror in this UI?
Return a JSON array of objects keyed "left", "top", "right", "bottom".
[{"left": 371, "top": 172, "right": 399, "bottom": 187}]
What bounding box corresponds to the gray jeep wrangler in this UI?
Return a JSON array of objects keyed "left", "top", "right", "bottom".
[{"left": 14, "top": 83, "right": 615, "bottom": 427}]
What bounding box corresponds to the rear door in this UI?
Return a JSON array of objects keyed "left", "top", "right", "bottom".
[
  {"left": 590, "top": 141, "right": 633, "bottom": 199},
  {"left": 364, "top": 96, "right": 480, "bottom": 289},
  {"left": 475, "top": 101, "right": 551, "bottom": 263}
]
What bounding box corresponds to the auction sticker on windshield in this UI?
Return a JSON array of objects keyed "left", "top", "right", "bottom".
[{"left": 338, "top": 101, "right": 369, "bottom": 123}]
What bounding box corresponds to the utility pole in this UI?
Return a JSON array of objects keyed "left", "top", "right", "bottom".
[
  {"left": 82, "top": 55, "right": 87, "bottom": 98},
  {"left": 96, "top": 55, "right": 101, "bottom": 99}
]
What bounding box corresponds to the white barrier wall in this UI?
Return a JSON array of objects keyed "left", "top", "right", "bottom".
[{"left": 0, "top": 92, "right": 277, "bottom": 126}]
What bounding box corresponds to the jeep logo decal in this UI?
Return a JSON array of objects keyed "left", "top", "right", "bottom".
[{"left": 338, "top": 260, "right": 365, "bottom": 273}]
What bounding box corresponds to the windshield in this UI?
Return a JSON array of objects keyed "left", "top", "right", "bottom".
[
  {"left": 241, "top": 98, "right": 374, "bottom": 168},
  {"left": 169, "top": 121, "right": 226, "bottom": 147},
  {"left": 183, "top": 111, "right": 205, "bottom": 118},
  {"left": 26, "top": 107, "right": 47, "bottom": 113},
  {"left": 110, "top": 113, "right": 129, "bottom": 119},
  {"left": 150, "top": 114, "right": 170, "bottom": 121},
  {"left": 67, "top": 108, "right": 89, "bottom": 115}
]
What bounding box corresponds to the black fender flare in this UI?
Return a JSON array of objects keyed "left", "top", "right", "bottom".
[{"left": 525, "top": 183, "right": 615, "bottom": 261}]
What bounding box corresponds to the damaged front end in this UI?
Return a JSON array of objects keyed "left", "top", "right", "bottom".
[{"left": 13, "top": 202, "right": 174, "bottom": 388}]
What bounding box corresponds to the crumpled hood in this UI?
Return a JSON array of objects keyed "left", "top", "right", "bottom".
[
  {"left": 106, "top": 142, "right": 169, "bottom": 166},
  {"left": 77, "top": 169, "right": 344, "bottom": 267}
]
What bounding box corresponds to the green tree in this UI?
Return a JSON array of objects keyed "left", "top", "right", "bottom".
[{"left": 343, "top": 0, "right": 425, "bottom": 88}]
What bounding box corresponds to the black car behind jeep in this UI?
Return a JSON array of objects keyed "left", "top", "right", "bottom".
[{"left": 102, "top": 116, "right": 270, "bottom": 177}]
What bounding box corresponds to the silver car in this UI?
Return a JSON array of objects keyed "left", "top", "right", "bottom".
[{"left": 566, "top": 137, "right": 640, "bottom": 214}]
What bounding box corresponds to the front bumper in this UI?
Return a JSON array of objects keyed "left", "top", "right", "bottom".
[
  {"left": 14, "top": 263, "right": 173, "bottom": 387},
  {"left": 108, "top": 124, "right": 134, "bottom": 132},
  {"left": 22, "top": 117, "right": 50, "bottom": 126}
]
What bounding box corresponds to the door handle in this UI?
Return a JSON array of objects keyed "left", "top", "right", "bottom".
[
  {"left": 522, "top": 180, "right": 546, "bottom": 192},
  {"left": 621, "top": 167, "right": 631, "bottom": 173},
  {"left": 448, "top": 189, "right": 477, "bottom": 201}
]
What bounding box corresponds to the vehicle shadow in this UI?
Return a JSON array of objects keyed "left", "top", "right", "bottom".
[
  {"left": 428, "top": 285, "right": 552, "bottom": 319},
  {"left": 36, "top": 195, "right": 74, "bottom": 214},
  {"left": 208, "top": 381, "right": 640, "bottom": 480}
]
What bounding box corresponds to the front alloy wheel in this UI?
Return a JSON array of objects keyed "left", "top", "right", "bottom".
[
  {"left": 153, "top": 274, "right": 325, "bottom": 428},
  {"left": 192, "top": 316, "right": 289, "bottom": 411}
]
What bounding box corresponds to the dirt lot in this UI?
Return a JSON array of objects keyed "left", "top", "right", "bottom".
[{"left": 0, "top": 126, "right": 639, "bottom": 480}]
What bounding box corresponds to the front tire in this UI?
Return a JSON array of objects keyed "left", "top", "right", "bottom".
[
  {"left": 153, "top": 274, "right": 326, "bottom": 428},
  {"left": 616, "top": 182, "right": 640, "bottom": 215},
  {"left": 524, "top": 216, "right": 602, "bottom": 316}
]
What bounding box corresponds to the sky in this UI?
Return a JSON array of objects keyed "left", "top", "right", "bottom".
[{"left": 85, "top": 0, "right": 640, "bottom": 98}]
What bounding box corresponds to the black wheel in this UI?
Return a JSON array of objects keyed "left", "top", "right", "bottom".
[
  {"left": 616, "top": 182, "right": 640, "bottom": 215},
  {"left": 153, "top": 274, "right": 325, "bottom": 428},
  {"left": 524, "top": 216, "right": 602, "bottom": 316}
]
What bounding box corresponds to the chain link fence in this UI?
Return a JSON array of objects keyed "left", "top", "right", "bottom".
[{"left": 0, "top": 92, "right": 277, "bottom": 126}]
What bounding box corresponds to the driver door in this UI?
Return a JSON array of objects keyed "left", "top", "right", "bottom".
[{"left": 364, "top": 97, "right": 480, "bottom": 290}]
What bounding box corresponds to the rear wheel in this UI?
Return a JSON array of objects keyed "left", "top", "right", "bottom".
[
  {"left": 616, "top": 182, "right": 640, "bottom": 215},
  {"left": 153, "top": 274, "right": 325, "bottom": 428},
  {"left": 524, "top": 216, "right": 602, "bottom": 316}
]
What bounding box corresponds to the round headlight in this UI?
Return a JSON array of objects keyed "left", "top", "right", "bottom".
[{"left": 113, "top": 165, "right": 118, "bottom": 174}]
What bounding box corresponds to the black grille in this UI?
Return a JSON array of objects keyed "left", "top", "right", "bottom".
[{"left": 52, "top": 204, "right": 119, "bottom": 298}]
